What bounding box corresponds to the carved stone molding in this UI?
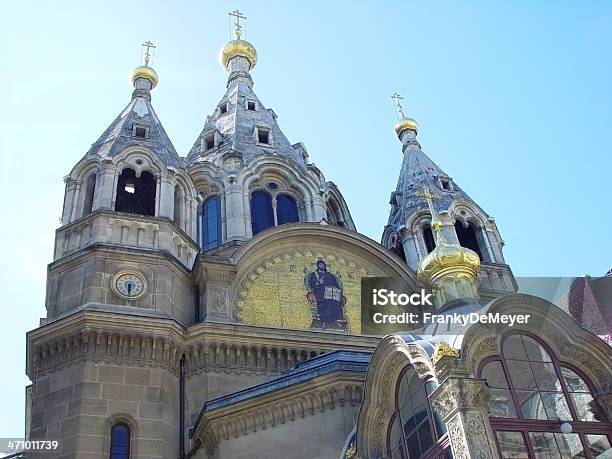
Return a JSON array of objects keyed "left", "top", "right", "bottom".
[
  {"left": 430, "top": 377, "right": 490, "bottom": 420},
  {"left": 430, "top": 377, "right": 496, "bottom": 459}
]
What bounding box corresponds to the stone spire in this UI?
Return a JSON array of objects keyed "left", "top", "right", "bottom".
[
  {"left": 82, "top": 43, "right": 183, "bottom": 168},
  {"left": 184, "top": 12, "right": 306, "bottom": 167},
  {"left": 383, "top": 96, "right": 516, "bottom": 304},
  {"left": 385, "top": 100, "right": 497, "bottom": 268}
]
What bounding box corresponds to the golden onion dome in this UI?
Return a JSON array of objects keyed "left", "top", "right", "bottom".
[
  {"left": 131, "top": 65, "right": 158, "bottom": 89},
  {"left": 417, "top": 238, "right": 480, "bottom": 285},
  {"left": 395, "top": 117, "right": 419, "bottom": 136},
  {"left": 219, "top": 39, "right": 258, "bottom": 71}
]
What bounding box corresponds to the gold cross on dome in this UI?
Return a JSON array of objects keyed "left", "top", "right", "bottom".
[
  {"left": 416, "top": 186, "right": 442, "bottom": 231},
  {"left": 229, "top": 10, "right": 247, "bottom": 39},
  {"left": 391, "top": 92, "right": 407, "bottom": 120},
  {"left": 141, "top": 41, "right": 156, "bottom": 66}
]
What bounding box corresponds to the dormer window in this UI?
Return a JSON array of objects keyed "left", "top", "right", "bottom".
[
  {"left": 133, "top": 124, "right": 148, "bottom": 138},
  {"left": 440, "top": 178, "right": 453, "bottom": 191},
  {"left": 219, "top": 103, "right": 228, "bottom": 115},
  {"left": 258, "top": 128, "right": 270, "bottom": 145},
  {"left": 204, "top": 133, "right": 215, "bottom": 151},
  {"left": 247, "top": 101, "right": 256, "bottom": 111}
]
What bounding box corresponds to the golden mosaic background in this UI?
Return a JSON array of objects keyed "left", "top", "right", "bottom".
[{"left": 237, "top": 250, "right": 374, "bottom": 333}]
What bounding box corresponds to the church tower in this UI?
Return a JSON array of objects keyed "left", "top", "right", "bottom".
[
  {"left": 382, "top": 96, "right": 516, "bottom": 303},
  {"left": 184, "top": 12, "right": 354, "bottom": 247},
  {"left": 51, "top": 42, "right": 199, "bottom": 324}
]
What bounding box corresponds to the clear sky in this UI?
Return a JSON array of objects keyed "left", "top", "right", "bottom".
[{"left": 0, "top": 0, "right": 610, "bottom": 437}]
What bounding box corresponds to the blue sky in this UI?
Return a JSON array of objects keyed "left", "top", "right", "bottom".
[{"left": 0, "top": 0, "right": 610, "bottom": 437}]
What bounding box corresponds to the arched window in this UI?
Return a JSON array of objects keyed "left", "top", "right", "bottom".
[
  {"left": 327, "top": 198, "right": 345, "bottom": 227},
  {"left": 82, "top": 173, "right": 96, "bottom": 217},
  {"left": 479, "top": 333, "right": 611, "bottom": 458},
  {"left": 387, "top": 366, "right": 449, "bottom": 458},
  {"left": 115, "top": 168, "right": 156, "bottom": 216},
  {"left": 455, "top": 221, "right": 483, "bottom": 260},
  {"left": 250, "top": 190, "right": 274, "bottom": 235},
  {"left": 202, "top": 196, "right": 221, "bottom": 251},
  {"left": 110, "top": 422, "right": 130, "bottom": 459},
  {"left": 276, "top": 194, "right": 299, "bottom": 225},
  {"left": 422, "top": 224, "right": 436, "bottom": 254}
]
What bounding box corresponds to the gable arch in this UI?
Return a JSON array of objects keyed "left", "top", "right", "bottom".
[
  {"left": 231, "top": 223, "right": 419, "bottom": 332},
  {"left": 356, "top": 334, "right": 437, "bottom": 458},
  {"left": 112, "top": 146, "right": 166, "bottom": 178}
]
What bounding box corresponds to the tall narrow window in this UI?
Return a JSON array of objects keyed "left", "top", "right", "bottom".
[
  {"left": 387, "top": 366, "right": 448, "bottom": 458},
  {"left": 115, "top": 168, "right": 156, "bottom": 216},
  {"left": 423, "top": 224, "right": 436, "bottom": 253},
  {"left": 82, "top": 173, "right": 96, "bottom": 217},
  {"left": 250, "top": 191, "right": 274, "bottom": 235},
  {"left": 110, "top": 422, "right": 130, "bottom": 459},
  {"left": 202, "top": 196, "right": 221, "bottom": 251},
  {"left": 276, "top": 194, "right": 299, "bottom": 225},
  {"left": 455, "top": 220, "right": 483, "bottom": 260}
]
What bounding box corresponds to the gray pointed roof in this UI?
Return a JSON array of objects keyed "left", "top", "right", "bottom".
[
  {"left": 83, "top": 90, "right": 183, "bottom": 168},
  {"left": 387, "top": 135, "right": 488, "bottom": 229},
  {"left": 185, "top": 75, "right": 305, "bottom": 167}
]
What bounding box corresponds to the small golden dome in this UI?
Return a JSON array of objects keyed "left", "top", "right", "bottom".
[
  {"left": 417, "top": 238, "right": 480, "bottom": 285},
  {"left": 131, "top": 65, "right": 158, "bottom": 89},
  {"left": 395, "top": 117, "right": 419, "bottom": 136},
  {"left": 219, "top": 39, "right": 258, "bottom": 71}
]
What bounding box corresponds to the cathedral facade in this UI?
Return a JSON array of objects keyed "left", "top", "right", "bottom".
[{"left": 24, "top": 17, "right": 612, "bottom": 459}]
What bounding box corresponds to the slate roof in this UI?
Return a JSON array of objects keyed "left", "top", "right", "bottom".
[
  {"left": 82, "top": 91, "right": 183, "bottom": 168},
  {"left": 194, "top": 350, "right": 370, "bottom": 428},
  {"left": 185, "top": 74, "right": 306, "bottom": 167},
  {"left": 387, "top": 137, "right": 488, "bottom": 230}
]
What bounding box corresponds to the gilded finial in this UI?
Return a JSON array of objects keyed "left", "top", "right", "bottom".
[
  {"left": 229, "top": 9, "right": 247, "bottom": 40},
  {"left": 220, "top": 10, "right": 258, "bottom": 71},
  {"left": 141, "top": 41, "right": 156, "bottom": 66},
  {"left": 391, "top": 93, "right": 407, "bottom": 120},
  {"left": 392, "top": 92, "right": 419, "bottom": 136},
  {"left": 132, "top": 40, "right": 158, "bottom": 89}
]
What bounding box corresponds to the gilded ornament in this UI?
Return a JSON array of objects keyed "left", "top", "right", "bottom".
[{"left": 432, "top": 342, "right": 460, "bottom": 364}]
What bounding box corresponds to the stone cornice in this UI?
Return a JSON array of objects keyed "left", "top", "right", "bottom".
[{"left": 27, "top": 310, "right": 381, "bottom": 379}]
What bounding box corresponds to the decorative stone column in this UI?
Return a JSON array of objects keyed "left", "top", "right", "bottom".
[
  {"left": 61, "top": 177, "right": 77, "bottom": 225},
  {"left": 312, "top": 193, "right": 328, "bottom": 222},
  {"left": 430, "top": 352, "right": 499, "bottom": 459},
  {"left": 225, "top": 182, "right": 247, "bottom": 241},
  {"left": 158, "top": 170, "right": 176, "bottom": 219},
  {"left": 479, "top": 225, "right": 496, "bottom": 263},
  {"left": 188, "top": 197, "right": 197, "bottom": 241},
  {"left": 93, "top": 158, "right": 117, "bottom": 211},
  {"left": 69, "top": 179, "right": 82, "bottom": 221},
  {"left": 400, "top": 229, "right": 420, "bottom": 271},
  {"left": 439, "top": 211, "right": 459, "bottom": 245}
]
